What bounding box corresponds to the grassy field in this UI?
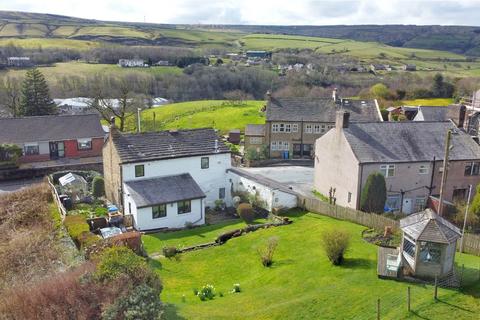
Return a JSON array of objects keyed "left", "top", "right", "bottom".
[
  {"left": 0, "top": 61, "right": 182, "bottom": 81},
  {"left": 125, "top": 100, "right": 266, "bottom": 134},
  {"left": 0, "top": 37, "right": 99, "bottom": 50},
  {"left": 402, "top": 98, "right": 454, "bottom": 106},
  {"left": 147, "top": 210, "right": 480, "bottom": 319}
]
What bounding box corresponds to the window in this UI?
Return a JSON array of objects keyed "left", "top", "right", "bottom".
[
  {"left": 271, "top": 141, "right": 278, "bottom": 150},
  {"left": 135, "top": 164, "right": 144, "bottom": 177},
  {"left": 419, "top": 165, "right": 429, "bottom": 175},
  {"left": 419, "top": 242, "right": 441, "bottom": 263},
  {"left": 283, "top": 141, "right": 289, "bottom": 151},
  {"left": 403, "top": 237, "right": 416, "bottom": 258},
  {"left": 380, "top": 164, "right": 395, "bottom": 177},
  {"left": 465, "top": 161, "right": 480, "bottom": 176},
  {"left": 292, "top": 124, "right": 299, "bottom": 132},
  {"left": 152, "top": 204, "right": 167, "bottom": 219},
  {"left": 178, "top": 200, "right": 191, "bottom": 214},
  {"left": 321, "top": 125, "right": 326, "bottom": 133},
  {"left": 219, "top": 187, "right": 226, "bottom": 199},
  {"left": 77, "top": 138, "right": 92, "bottom": 150},
  {"left": 305, "top": 124, "right": 312, "bottom": 133},
  {"left": 272, "top": 123, "right": 279, "bottom": 133},
  {"left": 24, "top": 143, "right": 39, "bottom": 155},
  {"left": 249, "top": 137, "right": 262, "bottom": 145},
  {"left": 386, "top": 195, "right": 401, "bottom": 210},
  {"left": 314, "top": 124, "right": 321, "bottom": 134},
  {"left": 201, "top": 157, "right": 209, "bottom": 169},
  {"left": 285, "top": 124, "right": 292, "bottom": 133},
  {"left": 414, "top": 197, "right": 426, "bottom": 212},
  {"left": 128, "top": 202, "right": 132, "bottom": 214}
]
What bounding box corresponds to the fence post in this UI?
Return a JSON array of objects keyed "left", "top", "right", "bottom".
[
  {"left": 407, "top": 286, "right": 411, "bottom": 312},
  {"left": 434, "top": 276, "right": 438, "bottom": 301},
  {"left": 377, "top": 298, "right": 380, "bottom": 320}
]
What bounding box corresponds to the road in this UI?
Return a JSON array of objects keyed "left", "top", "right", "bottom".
[
  {"left": 241, "top": 166, "right": 314, "bottom": 196},
  {"left": 0, "top": 177, "right": 44, "bottom": 194}
]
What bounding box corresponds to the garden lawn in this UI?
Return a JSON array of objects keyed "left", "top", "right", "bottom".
[
  {"left": 402, "top": 98, "right": 454, "bottom": 106},
  {"left": 148, "top": 211, "right": 480, "bottom": 320},
  {"left": 124, "top": 100, "right": 265, "bottom": 134}
]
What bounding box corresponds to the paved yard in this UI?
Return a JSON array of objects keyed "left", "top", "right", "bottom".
[{"left": 241, "top": 166, "right": 314, "bottom": 196}]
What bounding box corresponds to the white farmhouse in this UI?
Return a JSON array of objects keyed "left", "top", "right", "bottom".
[{"left": 103, "top": 124, "right": 232, "bottom": 230}]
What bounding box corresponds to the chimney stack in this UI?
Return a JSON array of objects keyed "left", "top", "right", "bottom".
[
  {"left": 110, "top": 116, "right": 116, "bottom": 128},
  {"left": 458, "top": 105, "right": 466, "bottom": 129},
  {"left": 336, "top": 110, "right": 350, "bottom": 131},
  {"left": 332, "top": 88, "right": 339, "bottom": 102},
  {"left": 214, "top": 139, "right": 219, "bottom": 153}
]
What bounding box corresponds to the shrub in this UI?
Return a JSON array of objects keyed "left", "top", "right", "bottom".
[
  {"left": 214, "top": 199, "right": 225, "bottom": 211},
  {"left": 64, "top": 215, "right": 90, "bottom": 245},
  {"left": 94, "top": 246, "right": 162, "bottom": 294},
  {"left": 321, "top": 230, "right": 350, "bottom": 265},
  {"left": 360, "top": 172, "right": 386, "bottom": 213},
  {"left": 92, "top": 176, "right": 105, "bottom": 198},
  {"left": 257, "top": 236, "right": 279, "bottom": 267},
  {"left": 102, "top": 284, "right": 163, "bottom": 320},
  {"left": 237, "top": 203, "right": 254, "bottom": 224},
  {"left": 197, "top": 284, "right": 216, "bottom": 301},
  {"left": 232, "top": 283, "right": 241, "bottom": 293},
  {"left": 77, "top": 231, "right": 101, "bottom": 249},
  {"left": 162, "top": 246, "right": 178, "bottom": 258}
]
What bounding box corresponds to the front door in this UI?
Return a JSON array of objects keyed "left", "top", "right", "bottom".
[
  {"left": 49, "top": 142, "right": 65, "bottom": 159},
  {"left": 293, "top": 144, "right": 302, "bottom": 157}
]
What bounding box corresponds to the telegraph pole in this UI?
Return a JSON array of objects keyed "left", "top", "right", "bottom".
[
  {"left": 438, "top": 129, "right": 452, "bottom": 217},
  {"left": 460, "top": 184, "right": 473, "bottom": 252}
]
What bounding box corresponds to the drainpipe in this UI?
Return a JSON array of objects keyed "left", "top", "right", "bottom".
[
  {"left": 192, "top": 198, "right": 204, "bottom": 225},
  {"left": 300, "top": 118, "right": 304, "bottom": 157}
]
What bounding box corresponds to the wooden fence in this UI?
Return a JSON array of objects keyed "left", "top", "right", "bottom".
[
  {"left": 299, "top": 195, "right": 480, "bottom": 256},
  {"left": 47, "top": 176, "right": 67, "bottom": 218}
]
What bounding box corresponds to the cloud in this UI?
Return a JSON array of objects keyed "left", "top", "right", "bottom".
[{"left": 1, "top": 0, "right": 480, "bottom": 26}]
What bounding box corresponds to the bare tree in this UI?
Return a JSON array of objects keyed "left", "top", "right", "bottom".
[{"left": 0, "top": 77, "right": 22, "bottom": 117}]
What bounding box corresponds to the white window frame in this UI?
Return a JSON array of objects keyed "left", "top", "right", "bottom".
[
  {"left": 285, "top": 124, "right": 292, "bottom": 133},
  {"left": 249, "top": 137, "right": 262, "bottom": 145},
  {"left": 271, "top": 141, "right": 278, "bottom": 151},
  {"left": 380, "top": 164, "right": 395, "bottom": 177},
  {"left": 272, "top": 123, "right": 279, "bottom": 133},
  {"left": 283, "top": 141, "right": 289, "bottom": 151},
  {"left": 414, "top": 197, "right": 426, "bottom": 212},
  {"left": 24, "top": 142, "right": 39, "bottom": 155},
  {"left": 314, "top": 124, "right": 321, "bottom": 134},
  {"left": 321, "top": 124, "right": 326, "bottom": 133},
  {"left": 292, "top": 124, "right": 298, "bottom": 132},
  {"left": 418, "top": 165, "right": 429, "bottom": 175},
  {"left": 77, "top": 138, "right": 92, "bottom": 150},
  {"left": 305, "top": 124, "right": 312, "bottom": 133},
  {"left": 279, "top": 123, "right": 285, "bottom": 132}
]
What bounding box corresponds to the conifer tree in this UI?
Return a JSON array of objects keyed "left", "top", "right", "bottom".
[
  {"left": 20, "top": 68, "right": 57, "bottom": 116},
  {"left": 360, "top": 172, "right": 387, "bottom": 213}
]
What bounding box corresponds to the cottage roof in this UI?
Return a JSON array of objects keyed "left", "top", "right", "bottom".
[
  {"left": 245, "top": 124, "right": 266, "bottom": 136},
  {"left": 400, "top": 209, "right": 461, "bottom": 244},
  {"left": 342, "top": 121, "right": 480, "bottom": 163},
  {"left": 266, "top": 97, "right": 381, "bottom": 122},
  {"left": 111, "top": 128, "right": 229, "bottom": 164},
  {"left": 124, "top": 173, "right": 206, "bottom": 208},
  {"left": 413, "top": 106, "right": 449, "bottom": 122},
  {"left": 0, "top": 114, "right": 104, "bottom": 144}
]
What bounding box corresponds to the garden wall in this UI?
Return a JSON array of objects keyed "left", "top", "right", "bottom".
[{"left": 299, "top": 195, "right": 480, "bottom": 257}]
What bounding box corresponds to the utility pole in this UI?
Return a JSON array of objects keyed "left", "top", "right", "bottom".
[
  {"left": 137, "top": 108, "right": 142, "bottom": 133},
  {"left": 438, "top": 130, "right": 452, "bottom": 217},
  {"left": 460, "top": 184, "right": 473, "bottom": 252}
]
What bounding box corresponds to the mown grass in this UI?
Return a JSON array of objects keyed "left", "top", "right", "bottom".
[
  {"left": 124, "top": 100, "right": 265, "bottom": 134},
  {"left": 0, "top": 37, "right": 100, "bottom": 50},
  {"left": 148, "top": 211, "right": 480, "bottom": 320},
  {"left": 402, "top": 98, "right": 454, "bottom": 106}
]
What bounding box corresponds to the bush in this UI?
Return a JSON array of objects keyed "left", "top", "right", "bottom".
[
  {"left": 257, "top": 236, "right": 279, "bottom": 267},
  {"left": 77, "top": 231, "right": 101, "bottom": 249},
  {"left": 92, "top": 176, "right": 105, "bottom": 198},
  {"left": 232, "top": 283, "right": 241, "bottom": 293},
  {"left": 321, "top": 230, "right": 350, "bottom": 265},
  {"left": 94, "top": 246, "right": 162, "bottom": 294},
  {"left": 162, "top": 246, "right": 178, "bottom": 258},
  {"left": 197, "top": 284, "right": 216, "bottom": 301},
  {"left": 102, "top": 284, "right": 163, "bottom": 320},
  {"left": 360, "top": 172, "right": 386, "bottom": 213},
  {"left": 64, "top": 215, "right": 90, "bottom": 245},
  {"left": 237, "top": 203, "right": 254, "bottom": 224}
]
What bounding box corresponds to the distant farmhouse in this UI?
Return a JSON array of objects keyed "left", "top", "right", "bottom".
[
  {"left": 245, "top": 50, "right": 272, "bottom": 60},
  {"left": 314, "top": 112, "right": 480, "bottom": 214},
  {"left": 118, "top": 59, "right": 147, "bottom": 68},
  {"left": 7, "top": 56, "right": 32, "bottom": 67},
  {"left": 0, "top": 114, "right": 105, "bottom": 167},
  {"left": 245, "top": 90, "right": 382, "bottom": 159},
  {"left": 402, "top": 64, "right": 417, "bottom": 71}
]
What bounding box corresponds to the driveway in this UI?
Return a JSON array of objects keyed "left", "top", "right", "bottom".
[
  {"left": 0, "top": 177, "right": 44, "bottom": 194},
  {"left": 241, "top": 166, "right": 314, "bottom": 196}
]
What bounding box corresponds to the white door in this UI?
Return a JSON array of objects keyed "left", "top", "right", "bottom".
[{"left": 402, "top": 198, "right": 413, "bottom": 214}]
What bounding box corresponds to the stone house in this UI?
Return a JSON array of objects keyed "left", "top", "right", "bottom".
[
  {"left": 244, "top": 124, "right": 266, "bottom": 154},
  {"left": 245, "top": 91, "right": 382, "bottom": 159},
  {"left": 103, "top": 125, "right": 232, "bottom": 230},
  {"left": 314, "top": 112, "right": 480, "bottom": 214}
]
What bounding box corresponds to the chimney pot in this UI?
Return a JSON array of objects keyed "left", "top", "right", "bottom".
[
  {"left": 110, "top": 116, "right": 116, "bottom": 128},
  {"left": 332, "top": 88, "right": 338, "bottom": 102}
]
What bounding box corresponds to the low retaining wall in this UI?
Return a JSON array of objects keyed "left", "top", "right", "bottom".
[{"left": 0, "top": 162, "right": 103, "bottom": 181}]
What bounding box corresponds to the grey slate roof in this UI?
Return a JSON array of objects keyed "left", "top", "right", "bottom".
[
  {"left": 343, "top": 121, "right": 480, "bottom": 163},
  {"left": 400, "top": 209, "right": 461, "bottom": 244},
  {"left": 245, "top": 124, "right": 266, "bottom": 136},
  {"left": 124, "top": 173, "right": 206, "bottom": 208},
  {"left": 266, "top": 97, "right": 381, "bottom": 122},
  {"left": 413, "top": 106, "right": 448, "bottom": 122},
  {"left": 0, "top": 114, "right": 104, "bottom": 144},
  {"left": 227, "top": 168, "right": 299, "bottom": 196},
  {"left": 112, "top": 128, "right": 229, "bottom": 163}
]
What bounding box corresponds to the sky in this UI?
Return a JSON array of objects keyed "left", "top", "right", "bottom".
[{"left": 2, "top": 0, "right": 480, "bottom": 26}]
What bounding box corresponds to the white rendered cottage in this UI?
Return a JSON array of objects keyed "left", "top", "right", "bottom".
[{"left": 103, "top": 126, "right": 232, "bottom": 231}]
